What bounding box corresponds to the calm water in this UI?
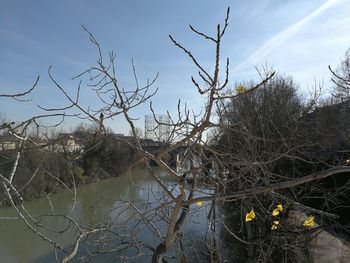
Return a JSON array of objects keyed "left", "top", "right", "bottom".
[{"left": 0, "top": 170, "right": 213, "bottom": 262}]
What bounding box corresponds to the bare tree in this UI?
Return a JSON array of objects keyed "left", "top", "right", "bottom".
[
  {"left": 1, "top": 7, "right": 350, "bottom": 263},
  {"left": 329, "top": 47, "right": 350, "bottom": 101}
]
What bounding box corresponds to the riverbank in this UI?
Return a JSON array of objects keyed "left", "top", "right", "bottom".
[{"left": 0, "top": 160, "right": 153, "bottom": 209}]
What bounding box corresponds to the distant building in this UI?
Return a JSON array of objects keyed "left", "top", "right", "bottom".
[
  {"left": 54, "top": 133, "right": 84, "bottom": 153},
  {"left": 0, "top": 133, "right": 18, "bottom": 151},
  {"left": 144, "top": 114, "right": 171, "bottom": 142}
]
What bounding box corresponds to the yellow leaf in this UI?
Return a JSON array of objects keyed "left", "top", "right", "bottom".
[
  {"left": 273, "top": 220, "right": 280, "bottom": 225},
  {"left": 271, "top": 220, "right": 280, "bottom": 230},
  {"left": 245, "top": 209, "right": 256, "bottom": 222},
  {"left": 303, "top": 215, "right": 315, "bottom": 227},
  {"left": 196, "top": 201, "right": 203, "bottom": 206},
  {"left": 272, "top": 208, "right": 280, "bottom": 216},
  {"left": 277, "top": 204, "right": 283, "bottom": 212},
  {"left": 236, "top": 85, "right": 247, "bottom": 94},
  {"left": 272, "top": 204, "right": 283, "bottom": 216}
]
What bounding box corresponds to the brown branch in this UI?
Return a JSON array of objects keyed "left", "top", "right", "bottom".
[
  {"left": 0, "top": 76, "right": 39, "bottom": 102},
  {"left": 184, "top": 166, "right": 350, "bottom": 205}
]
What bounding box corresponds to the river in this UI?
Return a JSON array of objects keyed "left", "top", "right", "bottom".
[{"left": 0, "top": 170, "right": 216, "bottom": 262}]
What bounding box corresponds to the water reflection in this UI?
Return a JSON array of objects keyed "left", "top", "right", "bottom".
[{"left": 0, "top": 170, "right": 216, "bottom": 262}]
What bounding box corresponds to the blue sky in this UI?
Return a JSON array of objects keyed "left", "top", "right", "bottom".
[{"left": 1, "top": 0, "right": 350, "bottom": 133}]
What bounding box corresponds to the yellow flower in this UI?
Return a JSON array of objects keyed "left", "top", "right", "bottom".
[
  {"left": 245, "top": 209, "right": 256, "bottom": 222},
  {"left": 236, "top": 85, "right": 247, "bottom": 94},
  {"left": 196, "top": 201, "right": 203, "bottom": 206},
  {"left": 272, "top": 204, "right": 283, "bottom": 216},
  {"left": 303, "top": 215, "right": 315, "bottom": 227},
  {"left": 271, "top": 220, "right": 280, "bottom": 230}
]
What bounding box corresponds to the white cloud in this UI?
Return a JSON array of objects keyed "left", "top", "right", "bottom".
[
  {"left": 234, "top": 0, "right": 343, "bottom": 72},
  {"left": 228, "top": 0, "right": 350, "bottom": 96}
]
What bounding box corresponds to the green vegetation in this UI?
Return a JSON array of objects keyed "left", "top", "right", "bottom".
[{"left": 0, "top": 132, "right": 140, "bottom": 206}]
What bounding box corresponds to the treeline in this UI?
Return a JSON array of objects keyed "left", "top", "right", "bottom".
[{"left": 0, "top": 132, "right": 138, "bottom": 205}]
